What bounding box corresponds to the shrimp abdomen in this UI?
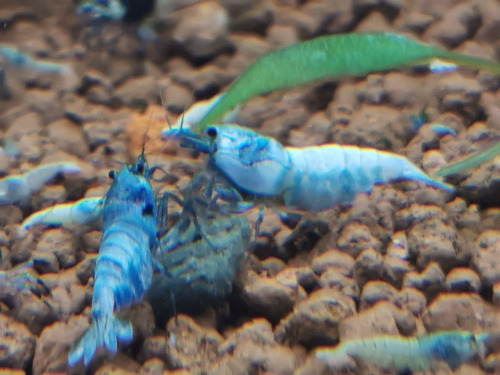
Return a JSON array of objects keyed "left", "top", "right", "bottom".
[
  {"left": 318, "top": 336, "right": 432, "bottom": 371},
  {"left": 283, "top": 145, "right": 453, "bottom": 212},
  {"left": 93, "top": 220, "right": 154, "bottom": 314},
  {"left": 69, "top": 217, "right": 154, "bottom": 366}
]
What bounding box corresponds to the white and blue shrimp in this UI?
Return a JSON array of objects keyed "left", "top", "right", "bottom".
[
  {"left": 0, "top": 45, "right": 73, "bottom": 77},
  {"left": 68, "top": 153, "right": 158, "bottom": 367},
  {"left": 0, "top": 162, "right": 81, "bottom": 206},
  {"left": 163, "top": 124, "right": 454, "bottom": 213},
  {"left": 316, "top": 330, "right": 488, "bottom": 373},
  {"left": 19, "top": 196, "right": 104, "bottom": 232}
]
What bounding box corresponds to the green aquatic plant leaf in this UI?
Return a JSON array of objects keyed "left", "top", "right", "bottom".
[
  {"left": 436, "top": 141, "right": 500, "bottom": 177},
  {"left": 198, "top": 33, "right": 500, "bottom": 129}
]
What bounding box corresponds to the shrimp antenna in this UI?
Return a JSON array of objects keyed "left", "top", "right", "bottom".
[
  {"left": 158, "top": 87, "right": 192, "bottom": 134},
  {"left": 177, "top": 99, "right": 189, "bottom": 132},
  {"left": 133, "top": 106, "right": 155, "bottom": 175},
  {"left": 141, "top": 107, "right": 155, "bottom": 157},
  {"left": 159, "top": 87, "right": 173, "bottom": 131},
  {"left": 139, "top": 100, "right": 177, "bottom": 182},
  {"left": 179, "top": 107, "right": 186, "bottom": 131}
]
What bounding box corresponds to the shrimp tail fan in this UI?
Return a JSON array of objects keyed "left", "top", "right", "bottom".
[
  {"left": 401, "top": 162, "right": 455, "bottom": 192},
  {"left": 68, "top": 314, "right": 133, "bottom": 367},
  {"left": 377, "top": 151, "right": 455, "bottom": 192}
]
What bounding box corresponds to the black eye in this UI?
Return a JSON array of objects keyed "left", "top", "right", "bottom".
[
  {"left": 108, "top": 170, "right": 116, "bottom": 180},
  {"left": 142, "top": 203, "right": 154, "bottom": 217},
  {"left": 137, "top": 161, "right": 145, "bottom": 174},
  {"left": 206, "top": 127, "right": 217, "bottom": 138}
]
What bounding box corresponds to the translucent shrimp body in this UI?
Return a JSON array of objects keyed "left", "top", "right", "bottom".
[
  {"left": 19, "top": 196, "right": 104, "bottom": 231},
  {"left": 283, "top": 143, "right": 453, "bottom": 212},
  {"left": 68, "top": 156, "right": 157, "bottom": 367},
  {"left": 164, "top": 125, "right": 454, "bottom": 213},
  {"left": 0, "top": 162, "right": 81, "bottom": 206},
  {"left": 316, "top": 331, "right": 487, "bottom": 372}
]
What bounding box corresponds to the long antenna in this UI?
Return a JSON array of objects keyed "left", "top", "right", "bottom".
[
  {"left": 159, "top": 87, "right": 173, "bottom": 131},
  {"left": 143, "top": 107, "right": 155, "bottom": 155},
  {"left": 179, "top": 106, "right": 186, "bottom": 131},
  {"left": 134, "top": 105, "right": 155, "bottom": 174}
]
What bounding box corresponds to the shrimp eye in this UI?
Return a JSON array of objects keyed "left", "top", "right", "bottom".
[
  {"left": 206, "top": 127, "right": 217, "bottom": 139},
  {"left": 137, "top": 162, "right": 144, "bottom": 174},
  {"left": 142, "top": 203, "right": 154, "bottom": 217},
  {"left": 108, "top": 170, "right": 116, "bottom": 180}
]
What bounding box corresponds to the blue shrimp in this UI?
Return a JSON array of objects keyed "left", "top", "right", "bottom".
[
  {"left": 146, "top": 181, "right": 251, "bottom": 325},
  {"left": 0, "top": 45, "right": 73, "bottom": 77},
  {"left": 316, "top": 331, "right": 488, "bottom": 372},
  {"left": 0, "top": 162, "right": 81, "bottom": 206},
  {"left": 68, "top": 154, "right": 158, "bottom": 367},
  {"left": 163, "top": 125, "right": 454, "bottom": 213},
  {"left": 19, "top": 196, "right": 104, "bottom": 231},
  {"left": 19, "top": 152, "right": 250, "bottom": 364}
]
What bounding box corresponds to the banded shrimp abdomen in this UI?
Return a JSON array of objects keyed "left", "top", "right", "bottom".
[
  {"left": 68, "top": 155, "right": 158, "bottom": 367},
  {"left": 146, "top": 181, "right": 251, "bottom": 325}
]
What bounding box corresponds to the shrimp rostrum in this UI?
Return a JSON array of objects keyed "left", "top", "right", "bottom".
[
  {"left": 163, "top": 124, "right": 454, "bottom": 213},
  {"left": 68, "top": 154, "right": 158, "bottom": 367}
]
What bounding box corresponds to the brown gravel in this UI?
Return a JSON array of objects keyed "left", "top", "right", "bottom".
[{"left": 0, "top": 0, "right": 499, "bottom": 373}]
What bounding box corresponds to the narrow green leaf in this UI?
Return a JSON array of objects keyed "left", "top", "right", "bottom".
[
  {"left": 436, "top": 141, "right": 500, "bottom": 177},
  {"left": 198, "top": 33, "right": 500, "bottom": 128}
]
